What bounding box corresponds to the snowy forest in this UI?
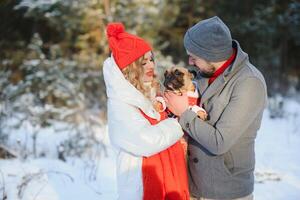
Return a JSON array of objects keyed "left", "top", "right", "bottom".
[{"left": 0, "top": 0, "right": 300, "bottom": 199}]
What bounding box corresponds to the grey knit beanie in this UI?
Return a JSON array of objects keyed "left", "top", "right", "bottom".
[{"left": 184, "top": 16, "right": 233, "bottom": 62}]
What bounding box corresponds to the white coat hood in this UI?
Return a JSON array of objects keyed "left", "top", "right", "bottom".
[{"left": 103, "top": 56, "right": 160, "bottom": 120}]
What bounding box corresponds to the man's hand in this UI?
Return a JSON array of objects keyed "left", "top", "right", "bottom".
[{"left": 164, "top": 91, "right": 189, "bottom": 117}]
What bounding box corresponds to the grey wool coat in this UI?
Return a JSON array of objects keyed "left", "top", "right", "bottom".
[{"left": 179, "top": 40, "right": 268, "bottom": 199}]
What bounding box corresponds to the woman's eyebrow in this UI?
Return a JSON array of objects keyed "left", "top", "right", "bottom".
[{"left": 142, "top": 58, "right": 150, "bottom": 63}]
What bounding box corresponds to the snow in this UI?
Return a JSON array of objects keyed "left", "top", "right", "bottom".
[
  {"left": 1, "top": 98, "right": 300, "bottom": 200},
  {"left": 254, "top": 99, "right": 300, "bottom": 200},
  {"left": 0, "top": 129, "right": 117, "bottom": 200},
  {"left": 0, "top": 160, "right": 59, "bottom": 200}
]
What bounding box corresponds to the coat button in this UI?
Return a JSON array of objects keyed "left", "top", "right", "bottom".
[
  {"left": 186, "top": 123, "right": 190, "bottom": 129},
  {"left": 193, "top": 158, "right": 198, "bottom": 163}
]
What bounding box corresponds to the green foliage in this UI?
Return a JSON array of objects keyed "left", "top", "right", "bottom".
[
  {"left": 0, "top": 1, "right": 107, "bottom": 158},
  {"left": 1, "top": 0, "right": 107, "bottom": 107},
  {"left": 1, "top": 0, "right": 300, "bottom": 104}
]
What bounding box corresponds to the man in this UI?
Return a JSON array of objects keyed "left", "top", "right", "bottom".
[{"left": 164, "top": 16, "right": 268, "bottom": 200}]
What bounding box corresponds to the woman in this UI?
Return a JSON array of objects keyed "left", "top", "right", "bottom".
[{"left": 103, "top": 23, "right": 189, "bottom": 200}]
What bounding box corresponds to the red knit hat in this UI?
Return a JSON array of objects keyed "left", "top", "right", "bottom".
[{"left": 106, "top": 22, "right": 152, "bottom": 70}]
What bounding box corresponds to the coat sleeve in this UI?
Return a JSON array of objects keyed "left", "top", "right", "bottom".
[
  {"left": 108, "top": 100, "right": 184, "bottom": 157},
  {"left": 179, "top": 77, "right": 267, "bottom": 155}
]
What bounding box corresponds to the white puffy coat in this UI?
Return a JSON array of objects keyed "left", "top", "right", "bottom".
[{"left": 103, "top": 56, "right": 184, "bottom": 200}]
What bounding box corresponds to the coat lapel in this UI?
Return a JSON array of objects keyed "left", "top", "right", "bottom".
[
  {"left": 200, "top": 75, "right": 226, "bottom": 105},
  {"left": 197, "top": 74, "right": 209, "bottom": 95}
]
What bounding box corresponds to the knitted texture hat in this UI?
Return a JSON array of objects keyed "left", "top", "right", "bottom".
[
  {"left": 106, "top": 22, "right": 152, "bottom": 70},
  {"left": 184, "top": 16, "right": 233, "bottom": 62}
]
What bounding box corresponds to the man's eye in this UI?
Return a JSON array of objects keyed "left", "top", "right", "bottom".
[
  {"left": 142, "top": 63, "right": 146, "bottom": 65},
  {"left": 150, "top": 58, "right": 154, "bottom": 62}
]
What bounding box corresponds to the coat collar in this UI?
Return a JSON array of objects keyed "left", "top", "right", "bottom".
[{"left": 103, "top": 56, "right": 160, "bottom": 120}]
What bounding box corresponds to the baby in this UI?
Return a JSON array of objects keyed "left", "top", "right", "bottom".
[
  {"left": 152, "top": 66, "right": 208, "bottom": 156},
  {"left": 163, "top": 66, "right": 207, "bottom": 120}
]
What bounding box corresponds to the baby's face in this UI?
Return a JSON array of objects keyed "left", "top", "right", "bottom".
[{"left": 163, "top": 66, "right": 194, "bottom": 94}]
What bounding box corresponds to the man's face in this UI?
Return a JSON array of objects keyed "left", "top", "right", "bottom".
[{"left": 187, "top": 51, "right": 216, "bottom": 78}]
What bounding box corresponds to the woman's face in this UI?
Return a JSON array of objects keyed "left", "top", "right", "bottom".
[{"left": 141, "top": 51, "right": 155, "bottom": 83}]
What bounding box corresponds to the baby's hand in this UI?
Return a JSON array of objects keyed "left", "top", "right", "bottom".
[
  {"left": 153, "top": 96, "right": 166, "bottom": 113},
  {"left": 153, "top": 101, "right": 164, "bottom": 112},
  {"left": 190, "top": 105, "right": 208, "bottom": 121},
  {"left": 197, "top": 110, "right": 208, "bottom": 121}
]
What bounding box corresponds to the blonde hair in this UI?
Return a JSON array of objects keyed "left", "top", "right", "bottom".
[{"left": 122, "top": 55, "right": 159, "bottom": 100}]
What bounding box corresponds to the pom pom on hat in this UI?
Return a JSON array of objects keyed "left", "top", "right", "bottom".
[
  {"left": 106, "top": 22, "right": 152, "bottom": 70},
  {"left": 106, "top": 23, "right": 125, "bottom": 38}
]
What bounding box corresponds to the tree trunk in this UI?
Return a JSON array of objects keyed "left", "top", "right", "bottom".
[
  {"left": 280, "top": 26, "right": 288, "bottom": 94},
  {"left": 103, "top": 0, "right": 111, "bottom": 19}
]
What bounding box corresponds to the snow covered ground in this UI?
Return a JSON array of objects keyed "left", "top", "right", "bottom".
[
  {"left": 1, "top": 99, "right": 300, "bottom": 200},
  {"left": 254, "top": 99, "right": 300, "bottom": 200}
]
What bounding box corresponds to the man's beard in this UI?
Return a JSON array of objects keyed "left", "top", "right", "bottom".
[
  {"left": 199, "top": 71, "right": 214, "bottom": 78},
  {"left": 198, "top": 63, "right": 216, "bottom": 78}
]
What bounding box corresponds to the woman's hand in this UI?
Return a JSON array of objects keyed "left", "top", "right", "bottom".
[{"left": 163, "top": 91, "right": 189, "bottom": 117}]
